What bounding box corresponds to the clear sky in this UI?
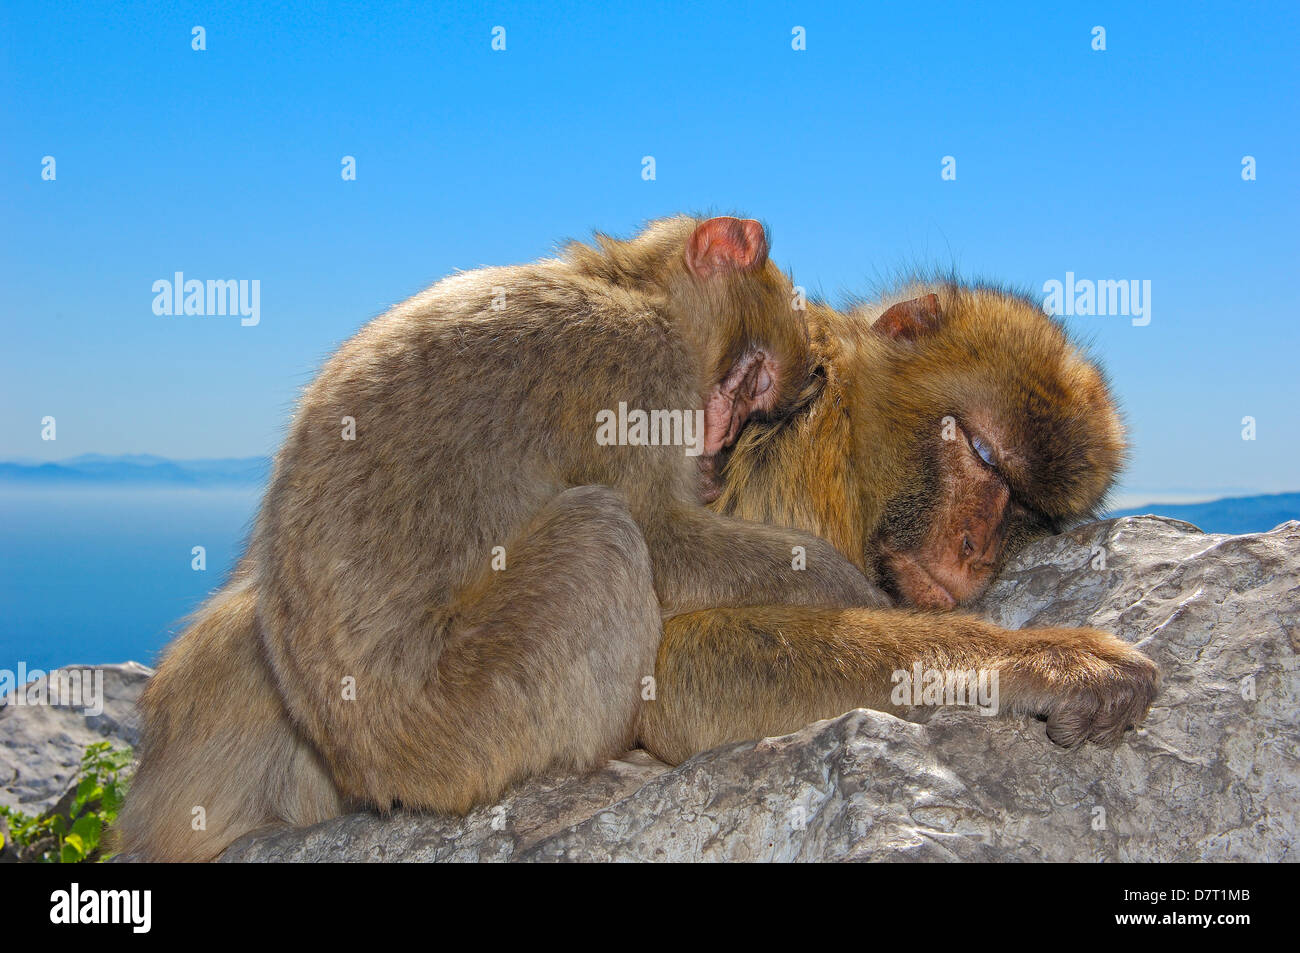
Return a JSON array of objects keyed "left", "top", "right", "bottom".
[{"left": 2, "top": 1, "right": 1296, "bottom": 506}]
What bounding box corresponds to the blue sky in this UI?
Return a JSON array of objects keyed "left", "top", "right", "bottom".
[{"left": 2, "top": 1, "right": 1297, "bottom": 506}]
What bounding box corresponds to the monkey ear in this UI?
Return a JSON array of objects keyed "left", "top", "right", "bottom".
[
  {"left": 872, "top": 294, "right": 943, "bottom": 341},
  {"left": 685, "top": 217, "right": 769, "bottom": 279}
]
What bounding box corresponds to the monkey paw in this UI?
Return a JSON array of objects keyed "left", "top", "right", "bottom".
[{"left": 1021, "top": 630, "right": 1161, "bottom": 748}]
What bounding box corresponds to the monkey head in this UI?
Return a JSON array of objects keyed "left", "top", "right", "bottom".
[
  {"left": 858, "top": 285, "right": 1126, "bottom": 609},
  {"left": 568, "top": 214, "right": 812, "bottom": 500},
  {"left": 567, "top": 215, "right": 809, "bottom": 418}
]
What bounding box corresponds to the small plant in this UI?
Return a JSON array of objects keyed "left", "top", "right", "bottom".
[
  {"left": 0, "top": 740, "right": 133, "bottom": 863},
  {"left": 0, "top": 806, "right": 60, "bottom": 858}
]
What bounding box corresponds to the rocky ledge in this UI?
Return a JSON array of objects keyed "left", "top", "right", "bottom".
[
  {"left": 223, "top": 516, "right": 1299, "bottom": 862},
  {"left": 4, "top": 517, "right": 1296, "bottom": 862},
  {"left": 1, "top": 661, "right": 150, "bottom": 816}
]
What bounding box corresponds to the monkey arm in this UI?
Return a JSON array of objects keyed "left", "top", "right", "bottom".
[
  {"left": 637, "top": 605, "right": 1160, "bottom": 764},
  {"left": 636, "top": 502, "right": 889, "bottom": 618}
]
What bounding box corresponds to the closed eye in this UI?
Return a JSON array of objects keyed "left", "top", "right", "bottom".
[{"left": 970, "top": 434, "right": 997, "bottom": 469}]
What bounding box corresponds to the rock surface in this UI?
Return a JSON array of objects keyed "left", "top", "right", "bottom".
[
  {"left": 0, "top": 662, "right": 151, "bottom": 814},
  {"left": 219, "top": 516, "right": 1300, "bottom": 862}
]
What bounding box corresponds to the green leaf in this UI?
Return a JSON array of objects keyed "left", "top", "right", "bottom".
[
  {"left": 101, "top": 785, "right": 124, "bottom": 817},
  {"left": 62, "top": 835, "right": 86, "bottom": 863},
  {"left": 71, "top": 813, "right": 102, "bottom": 849}
]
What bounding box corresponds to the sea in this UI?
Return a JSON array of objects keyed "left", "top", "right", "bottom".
[{"left": 0, "top": 487, "right": 262, "bottom": 676}]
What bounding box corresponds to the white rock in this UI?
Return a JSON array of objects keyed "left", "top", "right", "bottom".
[
  {"left": 217, "top": 517, "right": 1300, "bottom": 862},
  {"left": 1, "top": 662, "right": 152, "bottom": 814}
]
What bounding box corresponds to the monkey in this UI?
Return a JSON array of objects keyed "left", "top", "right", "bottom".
[
  {"left": 113, "top": 221, "right": 1158, "bottom": 862},
  {"left": 113, "top": 215, "right": 887, "bottom": 861},
  {"left": 638, "top": 284, "right": 1160, "bottom": 762}
]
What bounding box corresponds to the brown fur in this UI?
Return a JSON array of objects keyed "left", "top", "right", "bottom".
[
  {"left": 641, "top": 281, "right": 1156, "bottom": 761},
  {"left": 116, "top": 568, "right": 343, "bottom": 861},
  {"left": 714, "top": 283, "right": 1126, "bottom": 563},
  {"left": 115, "top": 226, "right": 1157, "bottom": 862},
  {"left": 640, "top": 607, "right": 1158, "bottom": 764},
  {"left": 113, "top": 216, "right": 881, "bottom": 861}
]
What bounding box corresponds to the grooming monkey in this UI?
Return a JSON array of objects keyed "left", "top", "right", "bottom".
[
  {"left": 115, "top": 215, "right": 884, "bottom": 861},
  {"left": 115, "top": 218, "right": 1157, "bottom": 861}
]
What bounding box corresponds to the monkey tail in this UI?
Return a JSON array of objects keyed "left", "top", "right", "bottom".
[{"left": 111, "top": 574, "right": 343, "bottom": 861}]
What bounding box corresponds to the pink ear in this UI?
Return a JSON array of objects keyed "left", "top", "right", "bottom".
[
  {"left": 685, "top": 217, "right": 769, "bottom": 279},
  {"left": 873, "top": 294, "right": 943, "bottom": 341}
]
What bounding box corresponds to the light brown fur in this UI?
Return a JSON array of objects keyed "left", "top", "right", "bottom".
[
  {"left": 114, "top": 227, "right": 1157, "bottom": 862},
  {"left": 641, "top": 282, "right": 1155, "bottom": 760},
  {"left": 113, "top": 216, "right": 881, "bottom": 860}
]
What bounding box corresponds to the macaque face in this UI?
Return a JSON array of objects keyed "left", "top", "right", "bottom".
[
  {"left": 860, "top": 288, "right": 1123, "bottom": 610},
  {"left": 875, "top": 415, "right": 1051, "bottom": 609}
]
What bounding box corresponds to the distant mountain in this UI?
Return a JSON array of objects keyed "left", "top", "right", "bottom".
[
  {"left": 0, "top": 455, "right": 272, "bottom": 488},
  {"left": 64, "top": 453, "right": 175, "bottom": 466},
  {"left": 1106, "top": 492, "right": 1300, "bottom": 535}
]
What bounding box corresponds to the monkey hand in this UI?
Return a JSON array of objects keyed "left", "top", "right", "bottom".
[{"left": 1006, "top": 627, "right": 1161, "bottom": 747}]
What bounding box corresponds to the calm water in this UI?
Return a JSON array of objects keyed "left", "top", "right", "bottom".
[{"left": 0, "top": 488, "right": 262, "bottom": 673}]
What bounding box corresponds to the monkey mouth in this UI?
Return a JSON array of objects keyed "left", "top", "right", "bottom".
[{"left": 879, "top": 549, "right": 959, "bottom": 610}]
